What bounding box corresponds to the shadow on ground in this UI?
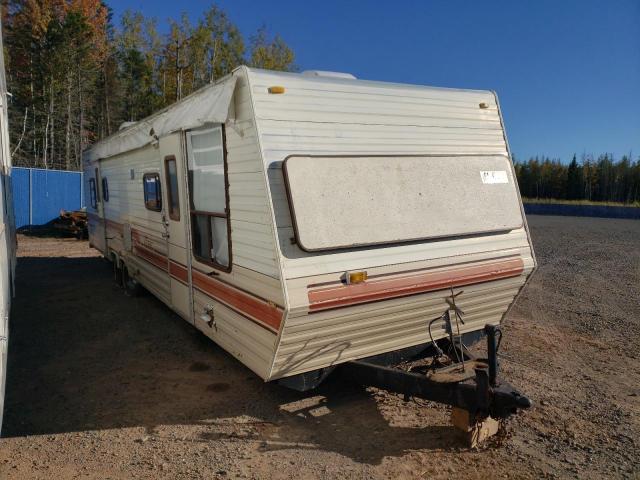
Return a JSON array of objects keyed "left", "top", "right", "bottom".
[{"left": 3, "top": 254, "right": 461, "bottom": 464}]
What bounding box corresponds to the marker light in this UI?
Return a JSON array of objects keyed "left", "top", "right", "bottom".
[
  {"left": 347, "top": 271, "right": 368, "bottom": 284},
  {"left": 268, "top": 86, "right": 286, "bottom": 94},
  {"left": 479, "top": 102, "right": 489, "bottom": 109}
]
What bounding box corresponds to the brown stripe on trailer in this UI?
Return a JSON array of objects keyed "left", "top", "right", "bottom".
[
  {"left": 191, "top": 269, "right": 283, "bottom": 333},
  {"left": 133, "top": 243, "right": 168, "bottom": 272},
  {"left": 169, "top": 261, "right": 283, "bottom": 332},
  {"left": 307, "top": 257, "right": 525, "bottom": 312},
  {"left": 130, "top": 239, "right": 283, "bottom": 333},
  {"left": 168, "top": 260, "right": 188, "bottom": 283}
]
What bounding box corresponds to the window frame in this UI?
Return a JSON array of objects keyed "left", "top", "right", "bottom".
[
  {"left": 89, "top": 178, "right": 97, "bottom": 209},
  {"left": 164, "top": 155, "right": 180, "bottom": 221},
  {"left": 143, "top": 172, "right": 162, "bottom": 212},
  {"left": 101, "top": 177, "right": 109, "bottom": 202},
  {"left": 186, "top": 125, "right": 232, "bottom": 272}
]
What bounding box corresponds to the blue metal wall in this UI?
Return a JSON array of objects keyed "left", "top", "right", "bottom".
[
  {"left": 11, "top": 167, "right": 84, "bottom": 228},
  {"left": 11, "top": 168, "right": 30, "bottom": 228}
]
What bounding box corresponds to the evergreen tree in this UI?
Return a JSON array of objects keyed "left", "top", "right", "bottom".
[
  {"left": 566, "top": 155, "right": 582, "bottom": 200},
  {"left": 513, "top": 154, "right": 640, "bottom": 205},
  {"left": 5, "top": 1, "right": 297, "bottom": 167}
]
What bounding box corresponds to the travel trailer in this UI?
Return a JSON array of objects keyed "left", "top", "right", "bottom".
[
  {"left": 84, "top": 67, "right": 536, "bottom": 421},
  {"left": 0, "top": 19, "right": 17, "bottom": 433}
]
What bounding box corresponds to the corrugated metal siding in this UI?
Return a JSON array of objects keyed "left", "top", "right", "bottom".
[
  {"left": 271, "top": 275, "right": 526, "bottom": 378},
  {"left": 12, "top": 168, "right": 83, "bottom": 228},
  {"left": 31, "top": 169, "right": 83, "bottom": 225},
  {"left": 99, "top": 146, "right": 171, "bottom": 303},
  {"left": 82, "top": 71, "right": 285, "bottom": 382},
  {"left": 244, "top": 69, "right": 535, "bottom": 379},
  {"left": 192, "top": 289, "right": 276, "bottom": 379},
  {"left": 284, "top": 242, "right": 535, "bottom": 315},
  {"left": 226, "top": 73, "right": 282, "bottom": 280},
  {"left": 248, "top": 69, "right": 518, "bottom": 278},
  {"left": 100, "top": 148, "right": 167, "bottom": 239},
  {"left": 251, "top": 71, "right": 506, "bottom": 163},
  {"left": 77, "top": 67, "right": 536, "bottom": 383},
  {"left": 186, "top": 69, "right": 284, "bottom": 379},
  {"left": 279, "top": 227, "right": 533, "bottom": 281},
  {"left": 10, "top": 168, "right": 29, "bottom": 228}
]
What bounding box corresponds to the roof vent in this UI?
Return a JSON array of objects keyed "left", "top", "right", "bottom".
[
  {"left": 301, "top": 70, "right": 356, "bottom": 80},
  {"left": 118, "top": 121, "right": 137, "bottom": 131}
]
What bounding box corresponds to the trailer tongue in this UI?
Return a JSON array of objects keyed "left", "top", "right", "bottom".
[{"left": 341, "top": 324, "right": 531, "bottom": 446}]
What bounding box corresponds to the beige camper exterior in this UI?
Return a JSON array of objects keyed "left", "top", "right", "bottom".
[
  {"left": 0, "top": 18, "right": 17, "bottom": 432},
  {"left": 83, "top": 66, "right": 536, "bottom": 383}
]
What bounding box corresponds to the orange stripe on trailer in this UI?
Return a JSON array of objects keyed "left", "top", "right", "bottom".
[
  {"left": 131, "top": 228, "right": 165, "bottom": 256},
  {"left": 114, "top": 221, "right": 282, "bottom": 333},
  {"left": 133, "top": 243, "right": 168, "bottom": 272},
  {"left": 308, "top": 257, "right": 525, "bottom": 312},
  {"left": 131, "top": 248, "right": 282, "bottom": 333},
  {"left": 168, "top": 261, "right": 189, "bottom": 283},
  {"left": 191, "top": 269, "right": 283, "bottom": 333}
]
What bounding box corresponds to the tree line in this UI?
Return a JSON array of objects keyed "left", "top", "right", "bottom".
[
  {"left": 4, "top": 1, "right": 638, "bottom": 207},
  {"left": 514, "top": 154, "right": 640, "bottom": 205},
  {"left": 4, "top": 1, "right": 295, "bottom": 171}
]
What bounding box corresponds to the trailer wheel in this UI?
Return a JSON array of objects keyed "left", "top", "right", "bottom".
[
  {"left": 122, "top": 265, "right": 143, "bottom": 297},
  {"left": 113, "top": 258, "right": 123, "bottom": 287}
]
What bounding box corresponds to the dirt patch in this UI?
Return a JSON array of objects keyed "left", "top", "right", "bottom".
[
  {"left": 207, "top": 383, "right": 231, "bottom": 393},
  {"left": 1, "top": 217, "right": 639, "bottom": 479},
  {"left": 189, "top": 362, "right": 212, "bottom": 372}
]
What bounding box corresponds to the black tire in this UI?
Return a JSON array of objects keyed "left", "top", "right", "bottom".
[
  {"left": 122, "top": 265, "right": 143, "bottom": 297},
  {"left": 113, "top": 259, "right": 123, "bottom": 287}
]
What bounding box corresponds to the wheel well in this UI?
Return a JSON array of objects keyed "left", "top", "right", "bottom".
[{"left": 109, "top": 251, "right": 122, "bottom": 269}]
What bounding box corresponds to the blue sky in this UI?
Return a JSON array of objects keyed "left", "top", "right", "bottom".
[{"left": 108, "top": 0, "right": 640, "bottom": 163}]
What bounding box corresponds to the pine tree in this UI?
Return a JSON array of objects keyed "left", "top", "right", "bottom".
[
  {"left": 566, "top": 155, "right": 582, "bottom": 200},
  {"left": 249, "top": 26, "right": 296, "bottom": 71},
  {"left": 1, "top": 2, "right": 299, "bottom": 168}
]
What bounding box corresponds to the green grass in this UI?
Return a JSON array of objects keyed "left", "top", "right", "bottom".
[{"left": 522, "top": 197, "right": 640, "bottom": 208}]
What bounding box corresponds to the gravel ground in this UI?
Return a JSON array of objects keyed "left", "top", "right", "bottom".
[{"left": 0, "top": 215, "right": 639, "bottom": 479}]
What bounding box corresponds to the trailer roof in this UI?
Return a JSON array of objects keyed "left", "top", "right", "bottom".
[
  {"left": 247, "top": 67, "right": 492, "bottom": 96},
  {"left": 84, "top": 66, "right": 496, "bottom": 163}
]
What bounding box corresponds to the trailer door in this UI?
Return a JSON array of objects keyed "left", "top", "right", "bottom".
[
  {"left": 87, "top": 165, "right": 106, "bottom": 254},
  {"left": 159, "top": 135, "right": 191, "bottom": 319}
]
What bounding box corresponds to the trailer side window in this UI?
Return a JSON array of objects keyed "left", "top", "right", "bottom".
[
  {"left": 186, "top": 125, "right": 231, "bottom": 270},
  {"left": 164, "top": 156, "right": 180, "bottom": 220},
  {"left": 94, "top": 168, "right": 101, "bottom": 202},
  {"left": 89, "top": 178, "right": 97, "bottom": 209},
  {"left": 143, "top": 173, "right": 162, "bottom": 211},
  {"left": 102, "top": 177, "right": 109, "bottom": 202}
]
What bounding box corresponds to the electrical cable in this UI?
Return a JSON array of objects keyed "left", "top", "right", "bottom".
[{"left": 428, "top": 314, "right": 445, "bottom": 358}]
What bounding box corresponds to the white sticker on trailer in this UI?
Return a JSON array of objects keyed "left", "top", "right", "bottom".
[{"left": 480, "top": 170, "right": 509, "bottom": 184}]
